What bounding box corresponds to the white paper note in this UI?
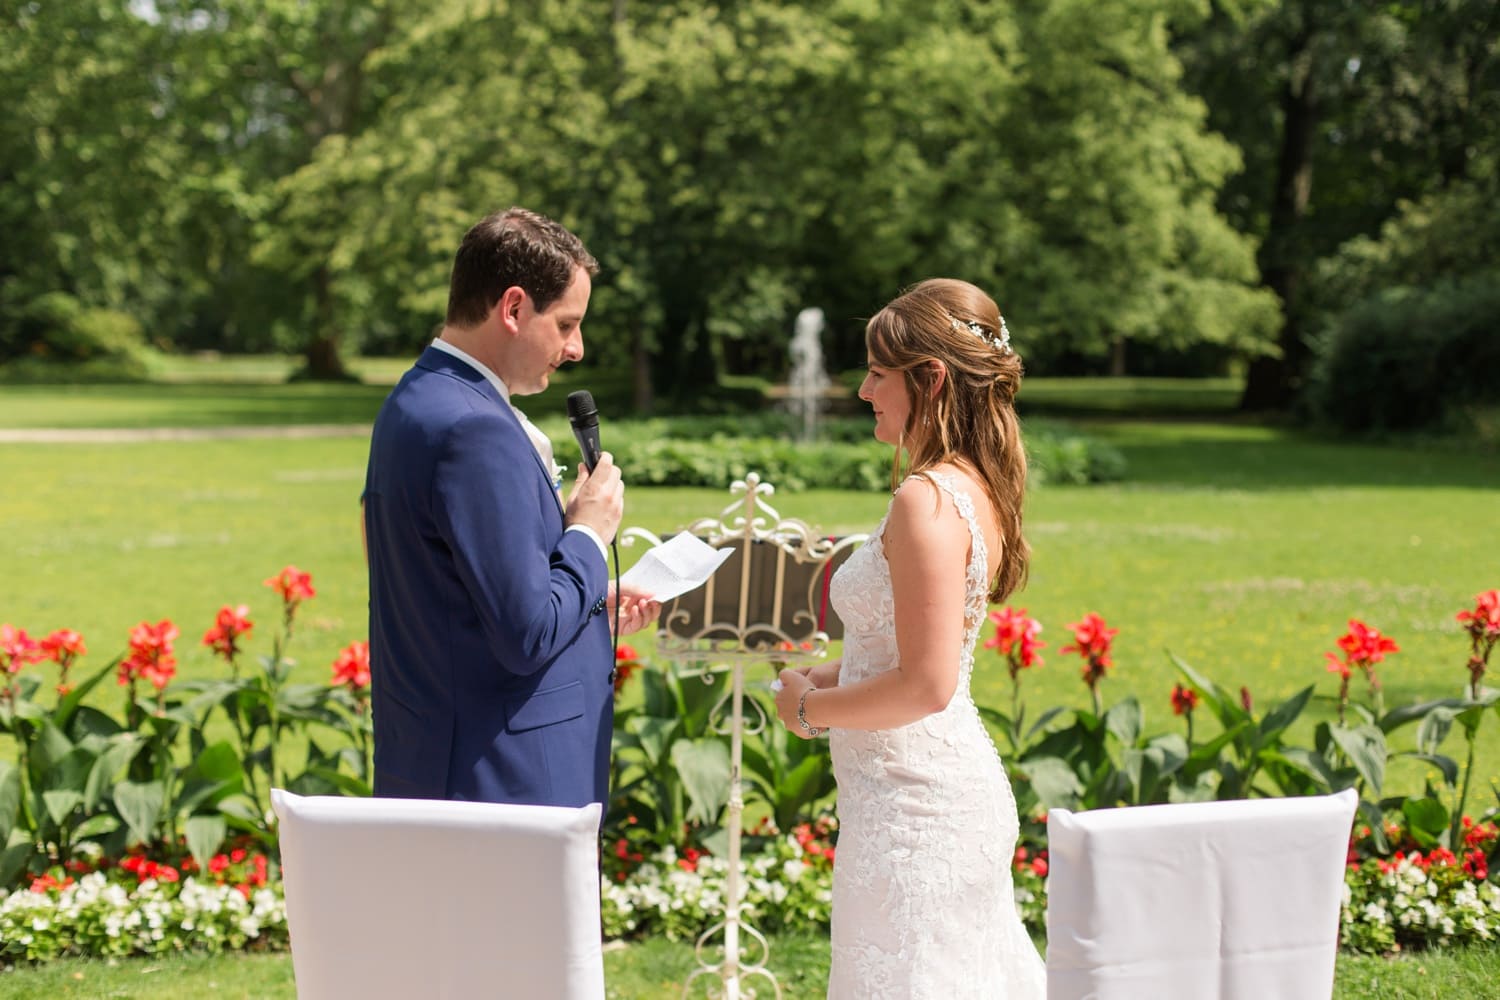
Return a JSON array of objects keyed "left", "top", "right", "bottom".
[{"left": 620, "top": 533, "right": 734, "bottom": 603}]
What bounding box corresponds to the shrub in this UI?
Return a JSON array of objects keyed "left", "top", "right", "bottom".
[
  {"left": 1304, "top": 276, "right": 1500, "bottom": 433},
  {"left": 543, "top": 415, "right": 1125, "bottom": 489},
  {"left": 0, "top": 293, "right": 157, "bottom": 382}
]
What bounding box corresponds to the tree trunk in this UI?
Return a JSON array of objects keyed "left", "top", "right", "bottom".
[
  {"left": 1240, "top": 17, "right": 1319, "bottom": 412},
  {"left": 301, "top": 265, "right": 350, "bottom": 381},
  {"left": 630, "top": 323, "right": 654, "bottom": 414},
  {"left": 1109, "top": 335, "right": 1127, "bottom": 377}
]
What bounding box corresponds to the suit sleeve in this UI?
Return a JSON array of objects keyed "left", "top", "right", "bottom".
[{"left": 430, "top": 407, "right": 607, "bottom": 674}]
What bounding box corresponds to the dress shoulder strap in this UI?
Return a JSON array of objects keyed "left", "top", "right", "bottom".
[{"left": 923, "top": 471, "right": 989, "bottom": 611}]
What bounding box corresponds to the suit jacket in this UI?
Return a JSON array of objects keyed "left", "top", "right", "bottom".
[{"left": 363, "top": 346, "right": 614, "bottom": 807}]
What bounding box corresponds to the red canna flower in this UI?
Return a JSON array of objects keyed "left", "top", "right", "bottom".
[
  {"left": 613, "top": 644, "right": 642, "bottom": 693},
  {"left": 1, "top": 624, "right": 44, "bottom": 675},
  {"left": 39, "top": 629, "right": 86, "bottom": 665},
  {"left": 1062, "top": 612, "right": 1118, "bottom": 713},
  {"left": 120, "top": 619, "right": 179, "bottom": 691},
  {"left": 1239, "top": 686, "right": 1254, "bottom": 713},
  {"left": 202, "top": 605, "right": 254, "bottom": 663},
  {"left": 1457, "top": 590, "right": 1500, "bottom": 699},
  {"left": 331, "top": 640, "right": 371, "bottom": 692},
  {"left": 1457, "top": 590, "right": 1500, "bottom": 638},
  {"left": 265, "top": 565, "right": 316, "bottom": 627},
  {"left": 1170, "top": 683, "right": 1199, "bottom": 716},
  {"left": 39, "top": 628, "right": 86, "bottom": 696},
  {"left": 985, "top": 606, "right": 1047, "bottom": 679},
  {"left": 1334, "top": 620, "right": 1400, "bottom": 669},
  {"left": 1324, "top": 619, "right": 1399, "bottom": 723}
]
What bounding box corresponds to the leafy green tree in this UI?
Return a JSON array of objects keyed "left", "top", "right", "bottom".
[
  {"left": 1179, "top": 0, "right": 1500, "bottom": 410},
  {"left": 0, "top": 2, "right": 195, "bottom": 361}
]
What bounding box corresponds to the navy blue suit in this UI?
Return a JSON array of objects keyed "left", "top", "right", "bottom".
[{"left": 363, "top": 346, "right": 614, "bottom": 807}]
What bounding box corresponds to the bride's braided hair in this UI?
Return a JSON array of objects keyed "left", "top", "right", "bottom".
[{"left": 865, "top": 278, "right": 1030, "bottom": 602}]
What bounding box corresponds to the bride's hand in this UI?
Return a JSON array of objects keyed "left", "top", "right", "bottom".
[
  {"left": 774, "top": 668, "right": 818, "bottom": 739},
  {"left": 806, "top": 660, "right": 841, "bottom": 689}
]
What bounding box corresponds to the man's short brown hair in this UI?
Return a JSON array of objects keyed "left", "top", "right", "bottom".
[{"left": 445, "top": 207, "right": 599, "bottom": 328}]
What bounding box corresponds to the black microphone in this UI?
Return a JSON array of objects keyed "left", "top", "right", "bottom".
[{"left": 566, "top": 390, "right": 602, "bottom": 473}]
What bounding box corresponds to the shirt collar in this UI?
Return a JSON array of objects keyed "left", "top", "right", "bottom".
[{"left": 431, "top": 338, "right": 512, "bottom": 403}]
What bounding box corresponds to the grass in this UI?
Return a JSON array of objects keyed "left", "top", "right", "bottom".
[
  {"left": 2, "top": 356, "right": 1243, "bottom": 429},
  {"left": 1, "top": 385, "right": 1497, "bottom": 788},
  {"left": 1017, "top": 374, "right": 1245, "bottom": 416},
  {"left": 3, "top": 937, "right": 1497, "bottom": 998},
  {"left": 2, "top": 371, "right": 1498, "bottom": 992}
]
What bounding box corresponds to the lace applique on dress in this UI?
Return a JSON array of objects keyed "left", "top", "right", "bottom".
[{"left": 825, "top": 472, "right": 1046, "bottom": 999}]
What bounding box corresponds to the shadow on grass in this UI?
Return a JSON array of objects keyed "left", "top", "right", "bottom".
[{"left": 1077, "top": 420, "right": 1500, "bottom": 491}]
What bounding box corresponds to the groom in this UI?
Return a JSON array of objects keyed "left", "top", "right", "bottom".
[{"left": 363, "top": 207, "right": 657, "bottom": 809}]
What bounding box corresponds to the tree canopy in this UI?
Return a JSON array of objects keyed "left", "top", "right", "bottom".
[{"left": 2, "top": 0, "right": 1492, "bottom": 409}]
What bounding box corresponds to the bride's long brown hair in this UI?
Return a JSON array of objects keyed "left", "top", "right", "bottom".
[{"left": 865, "top": 278, "right": 1030, "bottom": 603}]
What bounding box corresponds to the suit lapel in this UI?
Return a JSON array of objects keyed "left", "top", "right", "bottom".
[{"left": 414, "top": 347, "right": 564, "bottom": 516}]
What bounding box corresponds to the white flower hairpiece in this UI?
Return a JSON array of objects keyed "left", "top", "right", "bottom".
[{"left": 950, "top": 315, "right": 1012, "bottom": 354}]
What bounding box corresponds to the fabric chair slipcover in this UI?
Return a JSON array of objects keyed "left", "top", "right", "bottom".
[
  {"left": 272, "top": 790, "right": 605, "bottom": 999},
  {"left": 1045, "top": 788, "right": 1358, "bottom": 1000}
]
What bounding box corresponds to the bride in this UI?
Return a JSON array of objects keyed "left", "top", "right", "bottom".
[{"left": 774, "top": 278, "right": 1046, "bottom": 999}]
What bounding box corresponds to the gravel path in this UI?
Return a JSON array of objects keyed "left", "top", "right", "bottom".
[{"left": 0, "top": 424, "right": 372, "bottom": 443}]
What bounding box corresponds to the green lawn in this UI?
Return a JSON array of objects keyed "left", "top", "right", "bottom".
[
  {"left": 1, "top": 361, "right": 1245, "bottom": 430},
  {"left": 2, "top": 937, "right": 1497, "bottom": 998},
  {"left": 2, "top": 376, "right": 1499, "bottom": 991},
  {"left": 1, "top": 400, "right": 1497, "bottom": 793}
]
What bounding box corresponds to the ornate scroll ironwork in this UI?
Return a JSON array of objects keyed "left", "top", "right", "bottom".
[{"left": 620, "top": 472, "right": 865, "bottom": 1000}]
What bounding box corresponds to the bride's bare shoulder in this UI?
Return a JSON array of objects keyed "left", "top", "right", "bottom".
[{"left": 889, "top": 472, "right": 966, "bottom": 535}]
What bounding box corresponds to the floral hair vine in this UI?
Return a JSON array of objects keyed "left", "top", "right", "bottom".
[{"left": 950, "top": 315, "right": 1012, "bottom": 355}]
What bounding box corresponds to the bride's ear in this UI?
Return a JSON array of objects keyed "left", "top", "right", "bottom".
[{"left": 927, "top": 360, "right": 947, "bottom": 398}]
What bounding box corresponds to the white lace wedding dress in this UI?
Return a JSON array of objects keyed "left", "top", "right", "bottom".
[{"left": 826, "top": 472, "right": 1047, "bottom": 999}]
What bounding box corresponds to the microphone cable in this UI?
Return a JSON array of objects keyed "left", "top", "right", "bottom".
[{"left": 611, "top": 536, "right": 622, "bottom": 685}]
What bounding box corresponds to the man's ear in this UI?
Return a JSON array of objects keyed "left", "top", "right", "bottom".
[
  {"left": 495, "top": 285, "right": 527, "bottom": 336},
  {"left": 928, "top": 359, "right": 947, "bottom": 398}
]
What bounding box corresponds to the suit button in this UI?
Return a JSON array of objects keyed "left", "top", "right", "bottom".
[{"left": 591, "top": 597, "right": 606, "bottom": 616}]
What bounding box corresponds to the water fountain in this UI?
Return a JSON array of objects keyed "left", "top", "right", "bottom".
[{"left": 787, "top": 307, "right": 830, "bottom": 443}]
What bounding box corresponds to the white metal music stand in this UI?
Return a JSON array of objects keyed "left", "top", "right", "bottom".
[{"left": 622, "top": 472, "right": 863, "bottom": 1000}]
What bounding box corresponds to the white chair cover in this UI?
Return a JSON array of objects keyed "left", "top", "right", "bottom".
[
  {"left": 272, "top": 790, "right": 605, "bottom": 1000},
  {"left": 1045, "top": 788, "right": 1357, "bottom": 1000}
]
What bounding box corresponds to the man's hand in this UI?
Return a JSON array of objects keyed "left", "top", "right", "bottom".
[
  {"left": 608, "top": 583, "right": 661, "bottom": 638},
  {"left": 565, "top": 452, "right": 623, "bottom": 544}
]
